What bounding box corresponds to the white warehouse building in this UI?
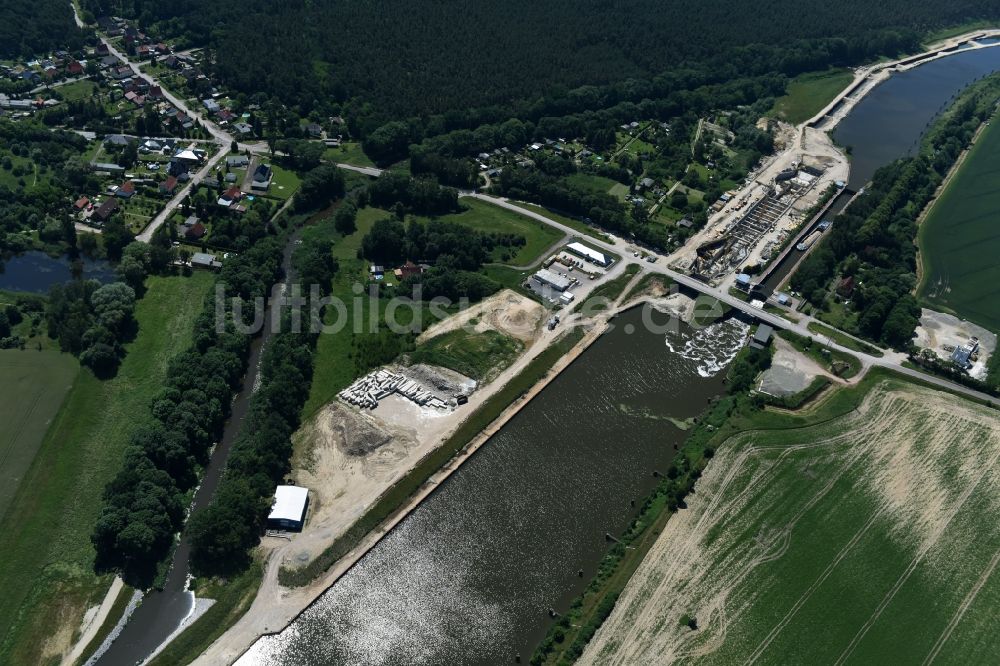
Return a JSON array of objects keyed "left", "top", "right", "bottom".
[
  {"left": 532, "top": 268, "right": 572, "bottom": 292},
  {"left": 566, "top": 242, "right": 611, "bottom": 267},
  {"left": 267, "top": 485, "right": 309, "bottom": 531}
]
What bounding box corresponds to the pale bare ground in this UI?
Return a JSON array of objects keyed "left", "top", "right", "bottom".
[
  {"left": 914, "top": 308, "right": 996, "bottom": 379},
  {"left": 416, "top": 288, "right": 545, "bottom": 344},
  {"left": 758, "top": 336, "right": 842, "bottom": 396},
  {"left": 580, "top": 381, "right": 1000, "bottom": 665},
  {"left": 62, "top": 577, "right": 124, "bottom": 666}
]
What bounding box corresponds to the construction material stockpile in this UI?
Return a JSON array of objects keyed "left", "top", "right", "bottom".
[{"left": 338, "top": 369, "right": 449, "bottom": 410}]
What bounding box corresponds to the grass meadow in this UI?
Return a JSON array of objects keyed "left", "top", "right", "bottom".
[
  {"left": 409, "top": 328, "right": 523, "bottom": 381},
  {"left": 0, "top": 350, "right": 78, "bottom": 518},
  {"left": 918, "top": 117, "right": 1000, "bottom": 331},
  {"left": 583, "top": 375, "right": 1000, "bottom": 664},
  {"left": 771, "top": 68, "right": 854, "bottom": 124},
  {"left": 428, "top": 197, "right": 564, "bottom": 266},
  {"left": 0, "top": 272, "right": 214, "bottom": 665}
]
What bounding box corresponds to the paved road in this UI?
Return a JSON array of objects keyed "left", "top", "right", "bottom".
[
  {"left": 75, "top": 6, "right": 241, "bottom": 243},
  {"left": 463, "top": 193, "right": 1000, "bottom": 408}
]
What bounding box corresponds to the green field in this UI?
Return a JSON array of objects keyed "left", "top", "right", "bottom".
[
  {"left": 583, "top": 376, "right": 1000, "bottom": 664},
  {"left": 0, "top": 351, "right": 78, "bottom": 518},
  {"left": 918, "top": 118, "right": 1000, "bottom": 331},
  {"left": 507, "top": 202, "right": 610, "bottom": 242},
  {"left": 0, "top": 272, "right": 214, "bottom": 665},
  {"left": 264, "top": 164, "right": 301, "bottom": 201},
  {"left": 409, "top": 328, "right": 523, "bottom": 381},
  {"left": 325, "top": 141, "right": 376, "bottom": 168},
  {"left": 771, "top": 68, "right": 854, "bottom": 124},
  {"left": 565, "top": 173, "right": 620, "bottom": 196},
  {"left": 435, "top": 198, "right": 563, "bottom": 266},
  {"left": 58, "top": 79, "right": 100, "bottom": 102}
]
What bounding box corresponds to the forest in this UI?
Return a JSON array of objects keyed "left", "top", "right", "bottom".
[
  {"left": 82, "top": 0, "right": 1000, "bottom": 130},
  {"left": 0, "top": 0, "right": 84, "bottom": 58}
]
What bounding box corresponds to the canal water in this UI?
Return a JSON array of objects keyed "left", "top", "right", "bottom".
[
  {"left": 834, "top": 45, "right": 1000, "bottom": 190},
  {"left": 0, "top": 251, "right": 115, "bottom": 293},
  {"left": 239, "top": 306, "right": 747, "bottom": 665}
]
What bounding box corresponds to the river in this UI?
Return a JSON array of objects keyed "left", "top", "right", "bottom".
[
  {"left": 238, "top": 306, "right": 748, "bottom": 665},
  {"left": 834, "top": 42, "right": 1000, "bottom": 190},
  {"left": 0, "top": 251, "right": 114, "bottom": 293},
  {"left": 94, "top": 231, "right": 300, "bottom": 666}
]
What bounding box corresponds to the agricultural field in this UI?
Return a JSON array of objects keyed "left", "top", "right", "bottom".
[
  {"left": 582, "top": 377, "right": 1000, "bottom": 665},
  {"left": 0, "top": 272, "right": 214, "bottom": 665},
  {"left": 771, "top": 68, "right": 854, "bottom": 124},
  {"left": 0, "top": 350, "right": 78, "bottom": 518},
  {"left": 918, "top": 118, "right": 1000, "bottom": 332}
]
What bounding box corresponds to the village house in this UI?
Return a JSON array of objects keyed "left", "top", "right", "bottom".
[
  {"left": 115, "top": 181, "right": 136, "bottom": 199},
  {"left": 93, "top": 197, "right": 119, "bottom": 223},
  {"left": 159, "top": 176, "right": 178, "bottom": 196},
  {"left": 251, "top": 163, "right": 272, "bottom": 191}
]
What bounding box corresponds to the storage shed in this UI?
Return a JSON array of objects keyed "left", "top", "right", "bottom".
[{"left": 268, "top": 485, "right": 309, "bottom": 531}]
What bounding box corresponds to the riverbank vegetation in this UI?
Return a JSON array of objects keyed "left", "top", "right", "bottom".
[
  {"left": 790, "top": 73, "right": 1000, "bottom": 350},
  {"left": 0, "top": 272, "right": 212, "bottom": 665}
]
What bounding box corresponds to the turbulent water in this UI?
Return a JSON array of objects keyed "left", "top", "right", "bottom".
[
  {"left": 240, "top": 306, "right": 739, "bottom": 666},
  {"left": 664, "top": 317, "right": 749, "bottom": 378}
]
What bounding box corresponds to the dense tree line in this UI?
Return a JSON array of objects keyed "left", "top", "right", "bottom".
[
  {"left": 46, "top": 280, "right": 137, "bottom": 376},
  {"left": 185, "top": 232, "right": 339, "bottom": 575},
  {"left": 791, "top": 76, "right": 1000, "bottom": 349},
  {"left": 0, "top": 0, "right": 84, "bottom": 58},
  {"left": 92, "top": 239, "right": 286, "bottom": 586},
  {"left": 93, "top": 0, "right": 993, "bottom": 125},
  {"left": 294, "top": 163, "right": 346, "bottom": 212},
  {"left": 363, "top": 172, "right": 459, "bottom": 216}
]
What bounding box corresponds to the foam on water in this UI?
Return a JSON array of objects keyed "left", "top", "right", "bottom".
[{"left": 664, "top": 318, "right": 749, "bottom": 377}]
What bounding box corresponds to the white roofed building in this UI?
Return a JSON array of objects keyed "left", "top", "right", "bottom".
[
  {"left": 566, "top": 242, "right": 610, "bottom": 267},
  {"left": 267, "top": 485, "right": 309, "bottom": 531},
  {"left": 532, "top": 268, "right": 571, "bottom": 292}
]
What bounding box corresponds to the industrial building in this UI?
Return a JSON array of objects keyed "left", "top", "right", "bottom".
[
  {"left": 267, "top": 485, "right": 309, "bottom": 531},
  {"left": 532, "top": 268, "right": 572, "bottom": 292},
  {"left": 566, "top": 242, "right": 611, "bottom": 267}
]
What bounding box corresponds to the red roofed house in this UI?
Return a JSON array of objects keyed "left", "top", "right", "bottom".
[
  {"left": 159, "top": 175, "right": 178, "bottom": 196},
  {"left": 74, "top": 196, "right": 90, "bottom": 210},
  {"left": 184, "top": 221, "right": 206, "bottom": 239},
  {"left": 217, "top": 185, "right": 242, "bottom": 208},
  {"left": 116, "top": 181, "right": 136, "bottom": 199},
  {"left": 393, "top": 261, "right": 424, "bottom": 280},
  {"left": 67, "top": 60, "right": 84, "bottom": 75}
]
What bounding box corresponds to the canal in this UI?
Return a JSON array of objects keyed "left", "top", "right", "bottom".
[
  {"left": 238, "top": 306, "right": 747, "bottom": 665},
  {"left": 759, "top": 41, "right": 1000, "bottom": 294},
  {"left": 834, "top": 42, "right": 1000, "bottom": 191}
]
